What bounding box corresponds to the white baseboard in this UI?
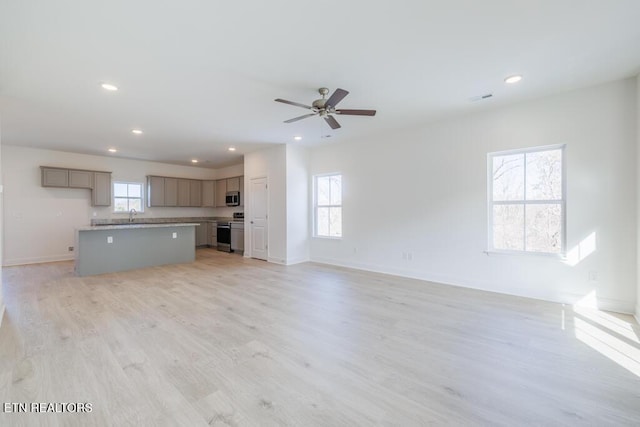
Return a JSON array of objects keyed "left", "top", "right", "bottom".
[
  {"left": 310, "top": 256, "right": 636, "bottom": 315},
  {"left": 285, "top": 257, "right": 309, "bottom": 266},
  {"left": 635, "top": 304, "right": 640, "bottom": 325},
  {"left": 3, "top": 254, "right": 74, "bottom": 267},
  {"left": 267, "top": 256, "right": 287, "bottom": 265}
]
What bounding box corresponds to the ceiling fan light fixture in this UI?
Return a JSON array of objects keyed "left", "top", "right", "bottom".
[
  {"left": 191, "top": 159, "right": 198, "bottom": 163},
  {"left": 131, "top": 129, "right": 143, "bottom": 135},
  {"left": 108, "top": 148, "right": 117, "bottom": 153},
  {"left": 504, "top": 74, "right": 523, "bottom": 84},
  {"left": 228, "top": 147, "right": 236, "bottom": 152},
  {"left": 294, "top": 136, "right": 302, "bottom": 141}
]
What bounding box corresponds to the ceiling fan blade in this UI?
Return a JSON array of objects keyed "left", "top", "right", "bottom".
[
  {"left": 325, "top": 88, "right": 349, "bottom": 109},
  {"left": 324, "top": 115, "right": 341, "bottom": 129},
  {"left": 335, "top": 109, "right": 377, "bottom": 116},
  {"left": 284, "top": 113, "right": 317, "bottom": 123},
  {"left": 275, "top": 98, "right": 313, "bottom": 110}
]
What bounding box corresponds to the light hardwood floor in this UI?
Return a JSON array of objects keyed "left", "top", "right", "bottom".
[{"left": 1, "top": 249, "right": 639, "bottom": 426}]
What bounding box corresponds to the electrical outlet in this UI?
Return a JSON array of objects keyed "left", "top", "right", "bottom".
[
  {"left": 407, "top": 252, "right": 413, "bottom": 261},
  {"left": 68, "top": 246, "right": 74, "bottom": 252},
  {"left": 107, "top": 236, "right": 113, "bottom": 244},
  {"left": 172, "top": 232, "right": 177, "bottom": 239},
  {"left": 588, "top": 271, "right": 598, "bottom": 281}
]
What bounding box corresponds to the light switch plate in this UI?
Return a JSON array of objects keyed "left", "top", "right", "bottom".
[
  {"left": 172, "top": 232, "right": 177, "bottom": 239},
  {"left": 107, "top": 236, "right": 113, "bottom": 243}
]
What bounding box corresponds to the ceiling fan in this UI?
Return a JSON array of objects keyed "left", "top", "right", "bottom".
[{"left": 275, "top": 87, "right": 376, "bottom": 130}]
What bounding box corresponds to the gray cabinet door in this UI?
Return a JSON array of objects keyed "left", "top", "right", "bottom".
[
  {"left": 189, "top": 180, "right": 202, "bottom": 207},
  {"left": 164, "top": 177, "right": 178, "bottom": 206},
  {"left": 210, "top": 222, "right": 218, "bottom": 247},
  {"left": 227, "top": 177, "right": 240, "bottom": 192},
  {"left": 92, "top": 172, "right": 111, "bottom": 206},
  {"left": 195, "top": 223, "right": 208, "bottom": 246},
  {"left": 231, "top": 227, "right": 244, "bottom": 252},
  {"left": 69, "top": 170, "right": 93, "bottom": 188},
  {"left": 239, "top": 176, "right": 244, "bottom": 206},
  {"left": 177, "top": 179, "right": 190, "bottom": 206},
  {"left": 148, "top": 176, "right": 165, "bottom": 206},
  {"left": 41, "top": 168, "right": 69, "bottom": 187},
  {"left": 215, "top": 179, "right": 227, "bottom": 207},
  {"left": 202, "top": 180, "right": 216, "bottom": 207}
]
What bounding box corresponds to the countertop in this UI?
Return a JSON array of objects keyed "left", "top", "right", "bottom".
[{"left": 77, "top": 223, "right": 200, "bottom": 231}]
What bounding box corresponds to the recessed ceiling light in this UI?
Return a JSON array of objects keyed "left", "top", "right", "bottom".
[
  {"left": 108, "top": 148, "right": 117, "bottom": 153},
  {"left": 131, "top": 129, "right": 143, "bottom": 135},
  {"left": 504, "top": 75, "right": 523, "bottom": 84},
  {"left": 101, "top": 83, "right": 118, "bottom": 91},
  {"left": 294, "top": 136, "right": 302, "bottom": 141},
  {"left": 191, "top": 159, "right": 198, "bottom": 163},
  {"left": 228, "top": 147, "right": 236, "bottom": 152}
]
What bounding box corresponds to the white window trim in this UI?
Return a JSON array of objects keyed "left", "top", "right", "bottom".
[
  {"left": 113, "top": 181, "right": 145, "bottom": 214},
  {"left": 313, "top": 172, "right": 342, "bottom": 239},
  {"left": 487, "top": 144, "right": 566, "bottom": 257}
]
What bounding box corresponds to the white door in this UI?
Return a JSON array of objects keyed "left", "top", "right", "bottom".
[{"left": 250, "top": 177, "right": 268, "bottom": 260}]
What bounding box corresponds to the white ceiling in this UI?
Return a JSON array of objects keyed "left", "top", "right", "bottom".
[{"left": 1, "top": 1, "right": 639, "bottom": 168}]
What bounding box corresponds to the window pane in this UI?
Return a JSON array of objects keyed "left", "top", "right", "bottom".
[
  {"left": 526, "top": 149, "right": 562, "bottom": 200},
  {"left": 114, "top": 198, "right": 129, "bottom": 212},
  {"left": 129, "top": 198, "right": 142, "bottom": 211},
  {"left": 114, "top": 183, "right": 128, "bottom": 197},
  {"left": 128, "top": 184, "right": 142, "bottom": 198},
  {"left": 526, "top": 204, "right": 562, "bottom": 253},
  {"left": 317, "top": 177, "right": 330, "bottom": 206},
  {"left": 317, "top": 207, "right": 329, "bottom": 236},
  {"left": 330, "top": 175, "right": 342, "bottom": 205},
  {"left": 329, "top": 207, "right": 342, "bottom": 237},
  {"left": 493, "top": 204, "right": 524, "bottom": 250},
  {"left": 492, "top": 154, "right": 524, "bottom": 201}
]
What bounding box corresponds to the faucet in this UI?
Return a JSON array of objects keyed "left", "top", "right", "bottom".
[{"left": 129, "top": 208, "right": 137, "bottom": 223}]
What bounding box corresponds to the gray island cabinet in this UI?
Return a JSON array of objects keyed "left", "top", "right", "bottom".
[{"left": 75, "top": 223, "right": 197, "bottom": 276}]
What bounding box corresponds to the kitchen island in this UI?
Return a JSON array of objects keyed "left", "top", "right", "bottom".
[{"left": 75, "top": 223, "right": 198, "bottom": 276}]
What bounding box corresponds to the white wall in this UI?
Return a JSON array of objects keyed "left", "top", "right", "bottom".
[
  {"left": 0, "top": 122, "right": 4, "bottom": 325},
  {"left": 1, "top": 145, "right": 242, "bottom": 266},
  {"left": 244, "top": 144, "right": 287, "bottom": 263},
  {"left": 285, "top": 144, "right": 310, "bottom": 264},
  {"left": 310, "top": 78, "right": 638, "bottom": 314},
  {"left": 637, "top": 74, "right": 640, "bottom": 322}
]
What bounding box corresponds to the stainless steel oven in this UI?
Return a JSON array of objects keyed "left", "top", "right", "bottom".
[{"left": 216, "top": 221, "right": 231, "bottom": 252}]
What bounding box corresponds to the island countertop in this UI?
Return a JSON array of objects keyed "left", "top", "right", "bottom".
[{"left": 76, "top": 222, "right": 200, "bottom": 231}]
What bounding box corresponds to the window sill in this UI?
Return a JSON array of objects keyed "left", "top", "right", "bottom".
[
  {"left": 313, "top": 235, "right": 342, "bottom": 240},
  {"left": 484, "top": 249, "right": 566, "bottom": 260}
]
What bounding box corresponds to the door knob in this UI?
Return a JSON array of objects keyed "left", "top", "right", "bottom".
[{"left": 250, "top": 221, "right": 254, "bottom": 224}]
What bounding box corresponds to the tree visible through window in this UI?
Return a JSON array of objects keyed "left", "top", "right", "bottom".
[
  {"left": 114, "top": 182, "right": 144, "bottom": 213},
  {"left": 489, "top": 145, "right": 565, "bottom": 254},
  {"left": 315, "top": 174, "right": 342, "bottom": 238}
]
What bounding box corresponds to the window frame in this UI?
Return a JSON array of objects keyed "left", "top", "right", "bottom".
[
  {"left": 487, "top": 144, "right": 566, "bottom": 257},
  {"left": 113, "top": 181, "right": 145, "bottom": 214},
  {"left": 313, "top": 172, "right": 343, "bottom": 239}
]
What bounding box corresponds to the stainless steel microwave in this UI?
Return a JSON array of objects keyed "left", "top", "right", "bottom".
[{"left": 225, "top": 191, "right": 240, "bottom": 206}]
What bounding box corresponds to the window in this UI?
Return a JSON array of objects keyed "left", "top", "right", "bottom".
[
  {"left": 314, "top": 174, "right": 342, "bottom": 238},
  {"left": 113, "top": 182, "right": 144, "bottom": 213},
  {"left": 488, "top": 145, "right": 565, "bottom": 254}
]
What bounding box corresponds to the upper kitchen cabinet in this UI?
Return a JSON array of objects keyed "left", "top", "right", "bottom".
[
  {"left": 41, "top": 166, "right": 111, "bottom": 206},
  {"left": 164, "top": 177, "right": 178, "bottom": 206},
  {"left": 41, "top": 167, "right": 69, "bottom": 187},
  {"left": 92, "top": 172, "right": 111, "bottom": 206},
  {"left": 68, "top": 170, "right": 93, "bottom": 189},
  {"left": 148, "top": 176, "right": 165, "bottom": 206},
  {"left": 215, "top": 179, "right": 227, "bottom": 207},
  {"left": 226, "top": 177, "right": 240, "bottom": 192},
  {"left": 202, "top": 180, "right": 216, "bottom": 207},
  {"left": 189, "top": 180, "right": 202, "bottom": 207},
  {"left": 177, "top": 179, "right": 191, "bottom": 206}
]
